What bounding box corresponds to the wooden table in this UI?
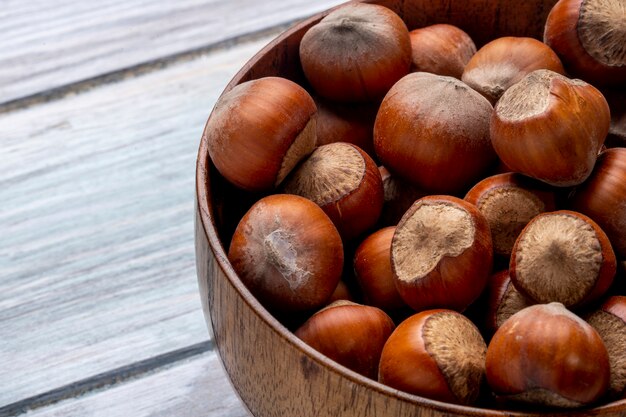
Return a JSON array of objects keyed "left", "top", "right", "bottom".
[{"left": 0, "top": 1, "right": 343, "bottom": 415}]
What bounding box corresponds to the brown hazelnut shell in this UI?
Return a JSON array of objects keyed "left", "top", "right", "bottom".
[
  {"left": 391, "top": 195, "right": 493, "bottom": 312},
  {"left": 327, "top": 280, "right": 354, "bottom": 304},
  {"left": 464, "top": 172, "right": 556, "bottom": 257},
  {"left": 378, "top": 309, "right": 487, "bottom": 405},
  {"left": 378, "top": 166, "right": 427, "bottom": 227},
  {"left": 228, "top": 194, "right": 343, "bottom": 313},
  {"left": 295, "top": 301, "right": 395, "bottom": 379},
  {"left": 570, "top": 148, "right": 626, "bottom": 259},
  {"left": 299, "top": 3, "right": 411, "bottom": 102},
  {"left": 462, "top": 36, "right": 564, "bottom": 105},
  {"left": 544, "top": 0, "right": 626, "bottom": 87},
  {"left": 408, "top": 24, "right": 476, "bottom": 79},
  {"left": 206, "top": 76, "right": 316, "bottom": 191},
  {"left": 374, "top": 72, "right": 496, "bottom": 195},
  {"left": 482, "top": 270, "right": 533, "bottom": 337},
  {"left": 509, "top": 210, "right": 616, "bottom": 308},
  {"left": 587, "top": 295, "right": 626, "bottom": 399},
  {"left": 315, "top": 97, "right": 378, "bottom": 160},
  {"left": 486, "top": 302, "right": 610, "bottom": 408},
  {"left": 490, "top": 70, "right": 610, "bottom": 187},
  {"left": 283, "top": 142, "right": 384, "bottom": 241},
  {"left": 354, "top": 226, "right": 406, "bottom": 312}
]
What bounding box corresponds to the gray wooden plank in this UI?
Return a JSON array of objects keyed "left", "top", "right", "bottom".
[
  {"left": 0, "top": 0, "right": 344, "bottom": 105},
  {"left": 0, "top": 35, "right": 274, "bottom": 407},
  {"left": 19, "top": 351, "right": 249, "bottom": 417}
]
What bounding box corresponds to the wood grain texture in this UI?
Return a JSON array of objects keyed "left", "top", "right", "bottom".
[
  {"left": 19, "top": 351, "right": 249, "bottom": 417},
  {"left": 400, "top": 0, "right": 558, "bottom": 47},
  {"left": 0, "top": 0, "right": 345, "bottom": 106},
  {"left": 0, "top": 35, "right": 275, "bottom": 408},
  {"left": 195, "top": 1, "right": 626, "bottom": 416}
]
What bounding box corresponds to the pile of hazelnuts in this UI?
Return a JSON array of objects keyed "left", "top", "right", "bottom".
[{"left": 205, "top": 0, "right": 626, "bottom": 411}]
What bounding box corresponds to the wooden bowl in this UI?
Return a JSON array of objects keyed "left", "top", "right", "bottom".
[{"left": 195, "top": 1, "right": 626, "bottom": 415}]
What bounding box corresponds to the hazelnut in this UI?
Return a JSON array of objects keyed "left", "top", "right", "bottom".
[
  {"left": 544, "top": 0, "right": 626, "bottom": 86},
  {"left": 205, "top": 77, "right": 316, "bottom": 191},
  {"left": 486, "top": 302, "right": 610, "bottom": 408},
  {"left": 462, "top": 36, "right": 564, "bottom": 104},
  {"left": 587, "top": 296, "right": 626, "bottom": 399},
  {"left": 378, "top": 166, "right": 426, "bottom": 227},
  {"left": 327, "top": 280, "right": 354, "bottom": 304},
  {"left": 510, "top": 210, "right": 616, "bottom": 308},
  {"left": 408, "top": 24, "right": 476, "bottom": 79},
  {"left": 283, "top": 142, "right": 384, "bottom": 241},
  {"left": 295, "top": 300, "right": 395, "bottom": 379},
  {"left": 570, "top": 148, "right": 626, "bottom": 259},
  {"left": 353, "top": 226, "right": 407, "bottom": 312},
  {"left": 228, "top": 194, "right": 343, "bottom": 313},
  {"left": 391, "top": 195, "right": 493, "bottom": 312},
  {"left": 379, "top": 309, "right": 487, "bottom": 405},
  {"left": 374, "top": 72, "right": 496, "bottom": 194},
  {"left": 464, "top": 172, "right": 556, "bottom": 257},
  {"left": 314, "top": 96, "right": 378, "bottom": 160},
  {"left": 482, "top": 270, "right": 533, "bottom": 337},
  {"left": 299, "top": 3, "right": 411, "bottom": 102},
  {"left": 490, "top": 69, "right": 610, "bottom": 187}
]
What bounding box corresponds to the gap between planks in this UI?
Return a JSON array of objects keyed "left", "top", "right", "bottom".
[
  {"left": 0, "top": 22, "right": 291, "bottom": 116},
  {"left": 6, "top": 349, "right": 249, "bottom": 417},
  {"left": 0, "top": 341, "right": 214, "bottom": 417},
  {"left": 0, "top": 30, "right": 276, "bottom": 412},
  {"left": 0, "top": 0, "right": 345, "bottom": 108},
  {"left": 0, "top": 1, "right": 340, "bottom": 413}
]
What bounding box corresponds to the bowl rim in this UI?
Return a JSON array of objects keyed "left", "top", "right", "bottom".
[{"left": 195, "top": 3, "right": 626, "bottom": 415}]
